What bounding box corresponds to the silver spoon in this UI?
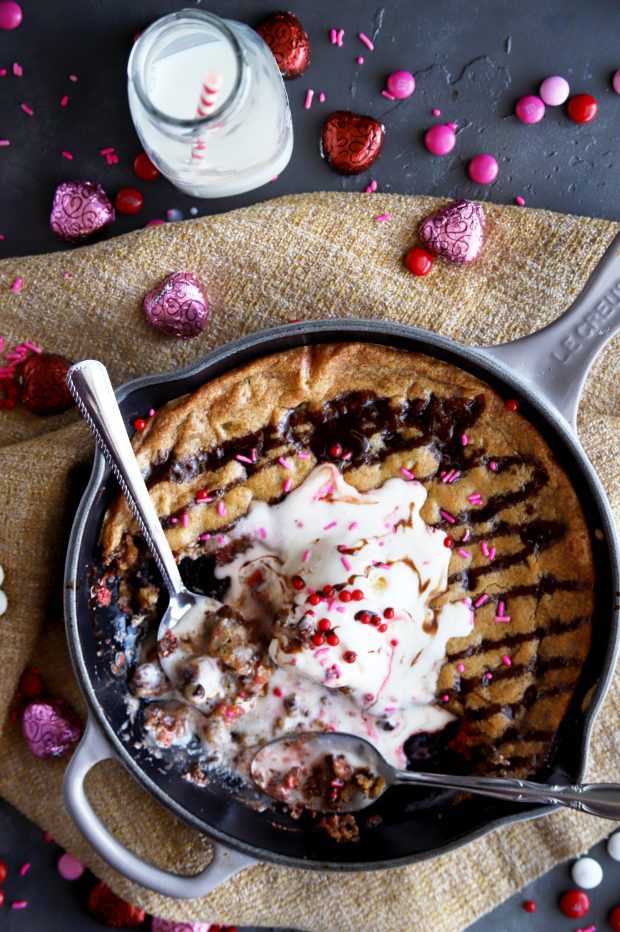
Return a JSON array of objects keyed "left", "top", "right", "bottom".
[
  {"left": 67, "top": 360, "right": 217, "bottom": 644},
  {"left": 251, "top": 731, "right": 620, "bottom": 819}
]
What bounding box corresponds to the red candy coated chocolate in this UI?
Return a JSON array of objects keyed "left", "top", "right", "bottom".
[
  {"left": 610, "top": 905, "right": 620, "bottom": 931},
  {"left": 50, "top": 180, "right": 115, "bottom": 242},
  {"left": 321, "top": 111, "right": 385, "bottom": 175},
  {"left": 22, "top": 698, "right": 82, "bottom": 758},
  {"left": 17, "top": 352, "right": 74, "bottom": 415},
  {"left": 87, "top": 882, "right": 145, "bottom": 928},
  {"left": 256, "top": 11, "right": 310, "bottom": 79},
  {"left": 133, "top": 152, "right": 160, "bottom": 181},
  {"left": 143, "top": 271, "right": 209, "bottom": 339},
  {"left": 559, "top": 889, "right": 590, "bottom": 918},
  {"left": 115, "top": 187, "right": 144, "bottom": 214},
  {"left": 405, "top": 246, "right": 434, "bottom": 276},
  {"left": 567, "top": 93, "right": 597, "bottom": 123}
]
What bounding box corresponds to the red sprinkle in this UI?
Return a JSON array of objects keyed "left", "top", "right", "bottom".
[
  {"left": 308, "top": 593, "right": 321, "bottom": 605},
  {"left": 339, "top": 590, "right": 352, "bottom": 602},
  {"left": 273, "top": 686, "right": 282, "bottom": 697},
  {"left": 383, "top": 607, "right": 395, "bottom": 619},
  {"left": 443, "top": 536, "right": 454, "bottom": 548},
  {"left": 0, "top": 860, "right": 7, "bottom": 883},
  {"left": 351, "top": 589, "right": 364, "bottom": 601},
  {"left": 291, "top": 574, "right": 305, "bottom": 590},
  {"left": 322, "top": 584, "right": 335, "bottom": 597},
  {"left": 506, "top": 399, "right": 519, "bottom": 411},
  {"left": 311, "top": 633, "right": 325, "bottom": 647},
  {"left": 329, "top": 443, "right": 343, "bottom": 458},
  {"left": 318, "top": 618, "right": 331, "bottom": 632},
  {"left": 60, "top": 95, "right": 69, "bottom": 106},
  {"left": 378, "top": 623, "right": 388, "bottom": 632},
  {"left": 133, "top": 418, "right": 146, "bottom": 431},
  {"left": 326, "top": 632, "right": 340, "bottom": 646},
  {"left": 523, "top": 900, "right": 536, "bottom": 913},
  {"left": 358, "top": 611, "right": 371, "bottom": 624},
  {"left": 343, "top": 650, "right": 357, "bottom": 663}
]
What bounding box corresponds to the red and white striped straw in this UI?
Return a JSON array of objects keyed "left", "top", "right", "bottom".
[{"left": 191, "top": 70, "right": 222, "bottom": 163}]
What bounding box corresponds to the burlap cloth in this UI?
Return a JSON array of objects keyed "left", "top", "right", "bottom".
[{"left": 0, "top": 192, "right": 618, "bottom": 931}]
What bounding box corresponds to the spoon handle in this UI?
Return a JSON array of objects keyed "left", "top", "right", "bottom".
[
  {"left": 395, "top": 769, "right": 620, "bottom": 820},
  {"left": 67, "top": 360, "right": 185, "bottom": 597}
]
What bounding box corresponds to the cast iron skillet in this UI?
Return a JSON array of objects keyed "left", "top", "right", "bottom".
[{"left": 64, "top": 234, "right": 620, "bottom": 898}]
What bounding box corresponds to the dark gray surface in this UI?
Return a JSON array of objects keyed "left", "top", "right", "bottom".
[
  {"left": 0, "top": 0, "right": 619, "bottom": 259},
  {"left": 1, "top": 0, "right": 619, "bottom": 929}
]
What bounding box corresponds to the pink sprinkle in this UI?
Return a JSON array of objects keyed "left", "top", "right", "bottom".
[
  {"left": 336, "top": 28, "right": 344, "bottom": 47},
  {"left": 304, "top": 89, "right": 314, "bottom": 110},
  {"left": 375, "top": 213, "right": 391, "bottom": 222},
  {"left": 278, "top": 456, "right": 291, "bottom": 470},
  {"left": 502, "top": 655, "right": 512, "bottom": 666},
  {"left": 258, "top": 527, "right": 266, "bottom": 539},
  {"left": 357, "top": 56, "right": 364, "bottom": 65},
  {"left": 11, "top": 901, "right": 28, "bottom": 910},
  {"left": 314, "top": 647, "right": 330, "bottom": 658},
  {"left": 11, "top": 277, "right": 23, "bottom": 292},
  {"left": 341, "top": 556, "right": 352, "bottom": 571},
  {"left": 69, "top": 74, "right": 78, "bottom": 81},
  {"left": 358, "top": 32, "right": 374, "bottom": 50},
  {"left": 283, "top": 478, "right": 292, "bottom": 493},
  {"left": 457, "top": 663, "right": 465, "bottom": 673},
  {"left": 20, "top": 103, "right": 34, "bottom": 116},
  {"left": 348, "top": 521, "right": 359, "bottom": 531},
  {"left": 457, "top": 549, "right": 470, "bottom": 559},
  {"left": 302, "top": 549, "right": 310, "bottom": 562},
  {"left": 441, "top": 694, "right": 449, "bottom": 702},
  {"left": 13, "top": 62, "right": 23, "bottom": 76},
  {"left": 60, "top": 95, "right": 69, "bottom": 106},
  {"left": 323, "top": 521, "right": 337, "bottom": 530},
  {"left": 61, "top": 150, "right": 74, "bottom": 160},
  {"left": 481, "top": 541, "right": 489, "bottom": 557},
  {"left": 0, "top": 69, "right": 6, "bottom": 76},
  {"left": 488, "top": 546, "right": 496, "bottom": 561},
  {"left": 461, "top": 434, "right": 468, "bottom": 446},
  {"left": 447, "top": 121, "right": 457, "bottom": 130},
  {"left": 489, "top": 461, "right": 498, "bottom": 472},
  {"left": 108, "top": 154, "right": 119, "bottom": 164},
  {"left": 440, "top": 509, "right": 456, "bottom": 524},
  {"left": 251, "top": 448, "right": 257, "bottom": 463},
  {"left": 474, "top": 593, "right": 489, "bottom": 608},
  {"left": 329, "top": 28, "right": 337, "bottom": 44},
  {"left": 383, "top": 706, "right": 396, "bottom": 713},
  {"left": 99, "top": 147, "right": 115, "bottom": 155},
  {"left": 400, "top": 466, "right": 414, "bottom": 479},
  {"left": 21, "top": 341, "right": 41, "bottom": 352},
  {"left": 170, "top": 517, "right": 178, "bottom": 525},
  {"left": 497, "top": 601, "right": 505, "bottom": 617},
  {"left": 468, "top": 494, "right": 483, "bottom": 504},
  {"left": 181, "top": 513, "right": 188, "bottom": 528},
  {"left": 199, "top": 533, "right": 211, "bottom": 541},
  {"left": 217, "top": 502, "right": 227, "bottom": 516},
  {"left": 297, "top": 451, "right": 310, "bottom": 459},
  {"left": 0, "top": 139, "right": 10, "bottom": 147},
  {"left": 341, "top": 450, "right": 352, "bottom": 461},
  {"left": 333, "top": 664, "right": 343, "bottom": 677},
  {"left": 236, "top": 454, "right": 253, "bottom": 464},
  {"left": 319, "top": 92, "right": 326, "bottom": 103},
  {"left": 148, "top": 408, "right": 155, "bottom": 416},
  {"left": 19, "top": 862, "right": 31, "bottom": 876},
  {"left": 462, "top": 529, "right": 470, "bottom": 542},
  {"left": 449, "top": 471, "right": 461, "bottom": 483},
  {"left": 515, "top": 195, "right": 525, "bottom": 206},
  {"left": 432, "top": 107, "right": 441, "bottom": 116},
  {"left": 364, "top": 693, "right": 374, "bottom": 702},
  {"left": 217, "top": 535, "right": 225, "bottom": 545},
  {"left": 484, "top": 672, "right": 493, "bottom": 681},
  {"left": 381, "top": 90, "right": 396, "bottom": 100}
]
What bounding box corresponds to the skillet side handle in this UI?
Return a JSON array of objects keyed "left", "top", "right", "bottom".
[
  {"left": 483, "top": 232, "right": 620, "bottom": 428},
  {"left": 63, "top": 717, "right": 257, "bottom": 899}
]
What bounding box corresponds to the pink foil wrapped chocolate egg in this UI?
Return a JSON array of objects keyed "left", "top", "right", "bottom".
[
  {"left": 143, "top": 272, "right": 209, "bottom": 339},
  {"left": 418, "top": 199, "right": 486, "bottom": 264},
  {"left": 151, "top": 919, "right": 212, "bottom": 932},
  {"left": 22, "top": 698, "right": 82, "bottom": 758},
  {"left": 50, "top": 180, "right": 115, "bottom": 242}
]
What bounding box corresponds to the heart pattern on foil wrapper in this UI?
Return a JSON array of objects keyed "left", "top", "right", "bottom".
[
  {"left": 87, "top": 882, "right": 146, "bottom": 928},
  {"left": 143, "top": 272, "right": 209, "bottom": 339},
  {"left": 321, "top": 110, "right": 385, "bottom": 175},
  {"left": 50, "top": 180, "right": 115, "bottom": 242},
  {"left": 418, "top": 199, "right": 486, "bottom": 264},
  {"left": 256, "top": 11, "right": 311, "bottom": 78},
  {"left": 18, "top": 351, "right": 74, "bottom": 415}
]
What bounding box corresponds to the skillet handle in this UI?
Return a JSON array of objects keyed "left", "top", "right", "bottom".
[
  {"left": 483, "top": 232, "right": 620, "bottom": 428},
  {"left": 63, "top": 717, "right": 257, "bottom": 899}
]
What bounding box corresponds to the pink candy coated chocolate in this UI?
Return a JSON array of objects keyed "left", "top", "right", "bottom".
[
  {"left": 143, "top": 272, "right": 208, "bottom": 339},
  {"left": 419, "top": 199, "right": 486, "bottom": 265},
  {"left": 386, "top": 70, "right": 415, "bottom": 99},
  {"left": 22, "top": 698, "right": 82, "bottom": 758},
  {"left": 0, "top": 0, "right": 22, "bottom": 29},
  {"left": 424, "top": 123, "right": 456, "bottom": 156},
  {"left": 151, "top": 920, "right": 212, "bottom": 932},
  {"left": 515, "top": 94, "right": 545, "bottom": 124},
  {"left": 50, "top": 180, "right": 115, "bottom": 242},
  {"left": 539, "top": 75, "right": 570, "bottom": 106},
  {"left": 468, "top": 153, "right": 498, "bottom": 185}
]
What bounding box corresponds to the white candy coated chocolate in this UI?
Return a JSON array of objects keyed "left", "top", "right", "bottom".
[{"left": 571, "top": 856, "right": 603, "bottom": 889}]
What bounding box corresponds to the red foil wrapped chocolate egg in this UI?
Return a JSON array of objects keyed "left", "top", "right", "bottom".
[
  {"left": 418, "top": 199, "right": 486, "bottom": 264},
  {"left": 87, "top": 882, "right": 145, "bottom": 928},
  {"left": 321, "top": 111, "right": 385, "bottom": 175},
  {"left": 22, "top": 698, "right": 82, "bottom": 758},
  {"left": 143, "top": 272, "right": 209, "bottom": 339},
  {"left": 50, "top": 180, "right": 115, "bottom": 242},
  {"left": 17, "top": 352, "right": 74, "bottom": 415},
  {"left": 256, "top": 11, "right": 311, "bottom": 78}
]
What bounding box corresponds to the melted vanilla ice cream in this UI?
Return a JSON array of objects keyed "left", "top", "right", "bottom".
[{"left": 214, "top": 464, "right": 471, "bottom": 768}]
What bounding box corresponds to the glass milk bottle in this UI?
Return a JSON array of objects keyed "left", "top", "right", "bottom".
[{"left": 127, "top": 9, "right": 293, "bottom": 198}]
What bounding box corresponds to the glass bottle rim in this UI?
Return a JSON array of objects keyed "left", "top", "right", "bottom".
[{"left": 129, "top": 9, "right": 245, "bottom": 129}]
